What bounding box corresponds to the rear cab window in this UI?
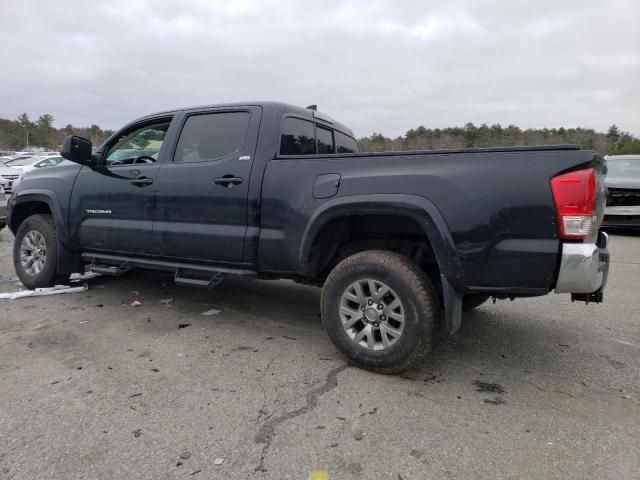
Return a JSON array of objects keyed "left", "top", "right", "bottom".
[
  {"left": 280, "top": 117, "right": 316, "bottom": 155},
  {"left": 279, "top": 117, "right": 359, "bottom": 156},
  {"left": 336, "top": 131, "right": 359, "bottom": 153}
]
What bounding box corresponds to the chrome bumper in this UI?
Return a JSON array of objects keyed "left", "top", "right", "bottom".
[
  {"left": 605, "top": 205, "right": 640, "bottom": 216},
  {"left": 555, "top": 232, "right": 609, "bottom": 295}
]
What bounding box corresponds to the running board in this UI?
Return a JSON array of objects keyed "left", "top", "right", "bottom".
[{"left": 81, "top": 253, "right": 257, "bottom": 284}]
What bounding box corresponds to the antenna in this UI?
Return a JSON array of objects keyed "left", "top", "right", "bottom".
[{"left": 306, "top": 104, "right": 318, "bottom": 111}]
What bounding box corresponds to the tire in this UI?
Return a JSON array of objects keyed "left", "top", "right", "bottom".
[
  {"left": 321, "top": 250, "right": 440, "bottom": 374},
  {"left": 462, "top": 294, "right": 490, "bottom": 311},
  {"left": 13, "top": 214, "right": 67, "bottom": 289}
]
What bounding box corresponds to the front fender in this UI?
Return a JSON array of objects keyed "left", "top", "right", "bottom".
[
  {"left": 9, "top": 189, "right": 68, "bottom": 241},
  {"left": 299, "top": 193, "right": 466, "bottom": 291}
]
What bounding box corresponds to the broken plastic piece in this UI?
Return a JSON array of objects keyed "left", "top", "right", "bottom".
[
  {"left": 69, "top": 271, "right": 102, "bottom": 282},
  {"left": 0, "top": 284, "right": 88, "bottom": 300}
]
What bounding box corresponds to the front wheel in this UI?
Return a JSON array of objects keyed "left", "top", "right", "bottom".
[
  {"left": 13, "top": 214, "right": 67, "bottom": 289},
  {"left": 321, "top": 250, "right": 440, "bottom": 374}
]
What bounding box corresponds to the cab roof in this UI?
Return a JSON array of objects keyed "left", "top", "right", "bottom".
[{"left": 134, "top": 101, "right": 355, "bottom": 137}]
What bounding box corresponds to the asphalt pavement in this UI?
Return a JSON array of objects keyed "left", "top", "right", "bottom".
[{"left": 0, "top": 229, "right": 638, "bottom": 479}]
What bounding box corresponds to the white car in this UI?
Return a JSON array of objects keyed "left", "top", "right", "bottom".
[
  {"left": 7, "top": 155, "right": 66, "bottom": 173},
  {"left": 0, "top": 160, "right": 22, "bottom": 194},
  {"left": 9, "top": 158, "right": 75, "bottom": 191}
]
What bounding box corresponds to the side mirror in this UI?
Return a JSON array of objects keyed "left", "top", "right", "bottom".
[{"left": 60, "top": 135, "right": 97, "bottom": 167}]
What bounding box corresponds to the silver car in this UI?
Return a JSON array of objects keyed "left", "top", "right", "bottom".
[{"left": 604, "top": 155, "right": 640, "bottom": 228}]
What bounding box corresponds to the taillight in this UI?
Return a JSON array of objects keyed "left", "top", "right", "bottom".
[{"left": 550, "top": 168, "right": 597, "bottom": 239}]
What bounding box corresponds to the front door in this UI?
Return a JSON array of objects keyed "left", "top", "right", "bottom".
[
  {"left": 153, "top": 107, "right": 261, "bottom": 263},
  {"left": 69, "top": 118, "right": 174, "bottom": 254}
]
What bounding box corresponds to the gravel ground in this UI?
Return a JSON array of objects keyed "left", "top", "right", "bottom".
[{"left": 0, "top": 228, "right": 638, "bottom": 480}]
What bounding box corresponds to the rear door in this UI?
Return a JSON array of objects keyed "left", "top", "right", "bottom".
[
  {"left": 153, "top": 107, "right": 261, "bottom": 263},
  {"left": 69, "top": 117, "right": 174, "bottom": 253}
]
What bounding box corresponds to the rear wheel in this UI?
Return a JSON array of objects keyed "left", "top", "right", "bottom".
[
  {"left": 13, "top": 214, "right": 67, "bottom": 289},
  {"left": 321, "top": 250, "right": 440, "bottom": 374}
]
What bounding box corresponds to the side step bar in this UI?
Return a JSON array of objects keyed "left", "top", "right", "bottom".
[
  {"left": 82, "top": 253, "right": 256, "bottom": 289},
  {"left": 174, "top": 270, "right": 225, "bottom": 289},
  {"left": 90, "top": 260, "right": 131, "bottom": 277}
]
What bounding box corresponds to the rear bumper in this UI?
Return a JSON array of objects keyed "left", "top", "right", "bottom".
[
  {"left": 555, "top": 232, "right": 609, "bottom": 296},
  {"left": 603, "top": 214, "right": 640, "bottom": 229}
]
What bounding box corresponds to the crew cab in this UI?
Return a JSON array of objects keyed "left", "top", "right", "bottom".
[{"left": 7, "top": 102, "right": 610, "bottom": 373}]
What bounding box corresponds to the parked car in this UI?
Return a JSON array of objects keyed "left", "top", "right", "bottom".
[
  {"left": 0, "top": 188, "right": 6, "bottom": 230},
  {"left": 4, "top": 155, "right": 38, "bottom": 168},
  {"left": 603, "top": 154, "right": 640, "bottom": 228},
  {"left": 9, "top": 155, "right": 65, "bottom": 173},
  {"left": 7, "top": 102, "right": 610, "bottom": 373},
  {"left": 0, "top": 160, "right": 22, "bottom": 194},
  {"left": 10, "top": 158, "right": 75, "bottom": 191}
]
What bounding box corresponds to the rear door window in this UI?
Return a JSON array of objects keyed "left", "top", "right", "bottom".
[{"left": 175, "top": 111, "right": 251, "bottom": 163}]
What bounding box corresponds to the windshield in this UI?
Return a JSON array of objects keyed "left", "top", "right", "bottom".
[{"left": 607, "top": 158, "right": 640, "bottom": 178}]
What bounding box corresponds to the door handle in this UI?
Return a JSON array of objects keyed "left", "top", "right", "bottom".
[
  {"left": 131, "top": 177, "right": 153, "bottom": 187},
  {"left": 214, "top": 175, "right": 243, "bottom": 187}
]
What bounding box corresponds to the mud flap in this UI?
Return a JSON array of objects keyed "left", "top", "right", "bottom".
[
  {"left": 440, "top": 274, "right": 463, "bottom": 336},
  {"left": 57, "top": 240, "right": 84, "bottom": 275}
]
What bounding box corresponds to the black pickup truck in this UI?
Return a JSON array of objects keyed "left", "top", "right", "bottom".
[{"left": 7, "top": 102, "right": 610, "bottom": 373}]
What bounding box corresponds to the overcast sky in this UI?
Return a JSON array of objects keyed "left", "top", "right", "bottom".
[{"left": 0, "top": 0, "right": 638, "bottom": 137}]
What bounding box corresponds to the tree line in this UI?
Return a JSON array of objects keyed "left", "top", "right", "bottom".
[
  {"left": 0, "top": 113, "right": 114, "bottom": 151},
  {"left": 358, "top": 124, "right": 640, "bottom": 155},
  {"left": 1, "top": 113, "right": 638, "bottom": 156}
]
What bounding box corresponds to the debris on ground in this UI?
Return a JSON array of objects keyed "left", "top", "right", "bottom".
[
  {"left": 201, "top": 308, "right": 221, "bottom": 316},
  {"left": 159, "top": 298, "right": 174, "bottom": 305},
  {"left": 69, "top": 271, "right": 102, "bottom": 282},
  {"left": 179, "top": 451, "right": 191, "bottom": 460},
  {"left": 130, "top": 290, "right": 140, "bottom": 296},
  {"left": 213, "top": 458, "right": 225, "bottom": 466},
  {"left": 309, "top": 471, "right": 330, "bottom": 480},
  {"left": 473, "top": 380, "right": 506, "bottom": 395},
  {"left": 178, "top": 323, "right": 191, "bottom": 329},
  {"left": 133, "top": 429, "right": 142, "bottom": 437},
  {"left": 130, "top": 300, "right": 142, "bottom": 307},
  {"left": 0, "top": 284, "right": 88, "bottom": 300}
]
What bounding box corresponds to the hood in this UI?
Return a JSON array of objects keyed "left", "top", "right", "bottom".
[{"left": 0, "top": 165, "right": 22, "bottom": 175}]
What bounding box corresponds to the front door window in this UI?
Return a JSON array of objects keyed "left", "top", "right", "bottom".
[{"left": 105, "top": 123, "right": 170, "bottom": 166}]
